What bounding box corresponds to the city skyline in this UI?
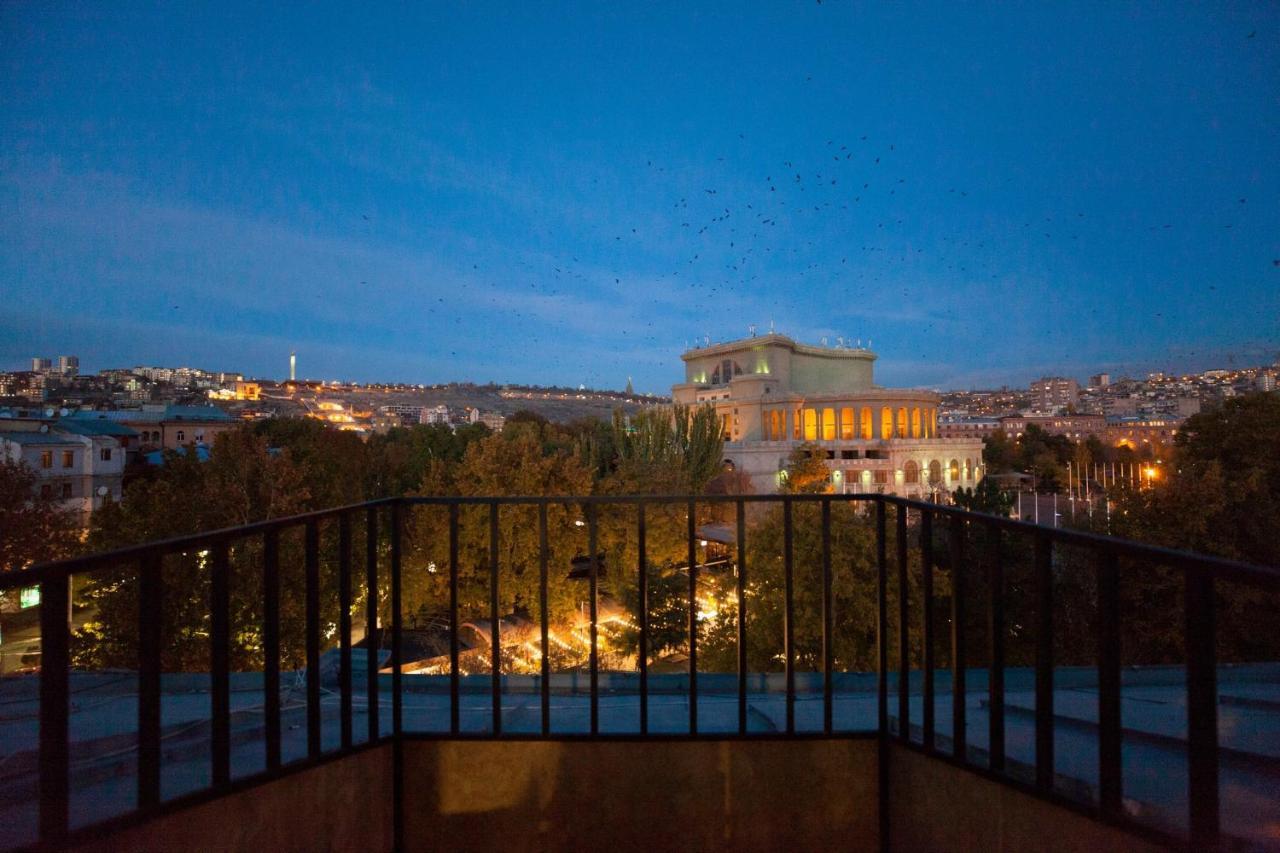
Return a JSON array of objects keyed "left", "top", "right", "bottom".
[
  {"left": 6, "top": 339, "right": 1277, "bottom": 397},
  {"left": 2, "top": 3, "right": 1278, "bottom": 390}
]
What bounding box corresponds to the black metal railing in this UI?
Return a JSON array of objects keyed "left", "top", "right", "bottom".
[{"left": 2, "top": 493, "right": 1277, "bottom": 852}]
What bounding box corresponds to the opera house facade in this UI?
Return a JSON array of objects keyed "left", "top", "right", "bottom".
[{"left": 672, "top": 333, "right": 986, "bottom": 497}]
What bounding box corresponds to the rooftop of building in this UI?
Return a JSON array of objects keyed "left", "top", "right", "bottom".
[
  {"left": 66, "top": 404, "right": 234, "bottom": 423},
  {"left": 680, "top": 332, "right": 877, "bottom": 362}
]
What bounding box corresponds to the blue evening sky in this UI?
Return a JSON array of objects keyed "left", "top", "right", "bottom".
[{"left": 2, "top": 3, "right": 1277, "bottom": 393}]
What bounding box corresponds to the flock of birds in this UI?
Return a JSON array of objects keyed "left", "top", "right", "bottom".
[
  {"left": 409, "top": 123, "right": 1273, "bottom": 374},
  {"left": 378, "top": 25, "right": 1274, "bottom": 381}
]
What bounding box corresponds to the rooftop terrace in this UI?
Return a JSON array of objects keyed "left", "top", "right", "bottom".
[{"left": 2, "top": 494, "right": 1277, "bottom": 851}]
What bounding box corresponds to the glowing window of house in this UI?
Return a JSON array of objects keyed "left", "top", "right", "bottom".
[
  {"left": 896, "top": 407, "right": 908, "bottom": 437},
  {"left": 904, "top": 460, "right": 920, "bottom": 483},
  {"left": 880, "top": 407, "right": 893, "bottom": 440},
  {"left": 803, "top": 408, "right": 818, "bottom": 441},
  {"left": 40, "top": 451, "right": 53, "bottom": 469},
  {"left": 911, "top": 407, "right": 922, "bottom": 438},
  {"left": 931, "top": 409, "right": 938, "bottom": 437},
  {"left": 860, "top": 408, "right": 873, "bottom": 439},
  {"left": 840, "top": 407, "right": 854, "bottom": 440},
  {"left": 821, "top": 408, "right": 836, "bottom": 441},
  {"left": 793, "top": 408, "right": 802, "bottom": 439},
  {"left": 928, "top": 460, "right": 942, "bottom": 483},
  {"left": 949, "top": 459, "right": 961, "bottom": 481},
  {"left": 964, "top": 458, "right": 972, "bottom": 479},
  {"left": 720, "top": 414, "right": 731, "bottom": 438},
  {"left": 62, "top": 450, "right": 74, "bottom": 468}
]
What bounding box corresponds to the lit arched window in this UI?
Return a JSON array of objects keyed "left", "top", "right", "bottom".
[
  {"left": 803, "top": 408, "right": 818, "bottom": 441},
  {"left": 911, "top": 408, "right": 922, "bottom": 438},
  {"left": 896, "top": 407, "right": 908, "bottom": 437},
  {"left": 861, "top": 408, "right": 873, "bottom": 439},
  {"left": 881, "top": 407, "right": 893, "bottom": 439},
  {"left": 904, "top": 460, "right": 920, "bottom": 483},
  {"left": 964, "top": 458, "right": 972, "bottom": 480},
  {"left": 840, "top": 407, "right": 854, "bottom": 440},
  {"left": 949, "top": 459, "right": 961, "bottom": 482},
  {"left": 822, "top": 408, "right": 836, "bottom": 441},
  {"left": 928, "top": 460, "right": 942, "bottom": 484}
]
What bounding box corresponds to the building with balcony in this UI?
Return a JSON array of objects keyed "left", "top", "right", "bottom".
[
  {"left": 670, "top": 333, "right": 985, "bottom": 496},
  {"left": 66, "top": 404, "right": 236, "bottom": 451},
  {"left": 0, "top": 421, "right": 126, "bottom": 519},
  {"left": 1030, "top": 376, "right": 1080, "bottom": 412}
]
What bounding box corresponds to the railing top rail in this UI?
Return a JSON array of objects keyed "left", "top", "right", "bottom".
[
  {"left": 0, "top": 497, "right": 400, "bottom": 591},
  {"left": 6, "top": 492, "right": 1276, "bottom": 591},
  {"left": 879, "top": 494, "right": 1280, "bottom": 588}
]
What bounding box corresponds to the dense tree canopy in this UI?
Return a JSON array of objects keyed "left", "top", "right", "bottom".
[{"left": 0, "top": 458, "right": 81, "bottom": 576}]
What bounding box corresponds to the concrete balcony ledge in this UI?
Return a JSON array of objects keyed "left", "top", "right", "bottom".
[{"left": 58, "top": 737, "right": 1168, "bottom": 853}]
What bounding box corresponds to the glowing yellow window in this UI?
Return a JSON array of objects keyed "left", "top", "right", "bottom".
[
  {"left": 881, "top": 407, "right": 893, "bottom": 439},
  {"left": 840, "top": 407, "right": 854, "bottom": 440},
  {"left": 821, "top": 408, "right": 836, "bottom": 441},
  {"left": 793, "top": 409, "right": 802, "bottom": 439},
  {"left": 911, "top": 407, "right": 922, "bottom": 438},
  {"left": 860, "top": 408, "right": 873, "bottom": 439},
  {"left": 896, "top": 407, "right": 908, "bottom": 437},
  {"left": 803, "top": 408, "right": 818, "bottom": 441}
]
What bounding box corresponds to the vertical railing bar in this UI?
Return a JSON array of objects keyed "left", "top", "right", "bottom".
[
  {"left": 365, "top": 506, "right": 379, "bottom": 742},
  {"left": 687, "top": 497, "right": 698, "bottom": 735},
  {"left": 949, "top": 514, "right": 966, "bottom": 762},
  {"left": 1034, "top": 531, "right": 1054, "bottom": 789},
  {"left": 211, "top": 541, "right": 232, "bottom": 785},
  {"left": 304, "top": 521, "right": 321, "bottom": 759},
  {"left": 1186, "top": 567, "right": 1220, "bottom": 847},
  {"left": 263, "top": 530, "right": 281, "bottom": 767},
  {"left": 783, "top": 497, "right": 795, "bottom": 734},
  {"left": 1097, "top": 547, "right": 1122, "bottom": 815},
  {"left": 391, "top": 502, "right": 405, "bottom": 853},
  {"left": 448, "top": 504, "right": 460, "bottom": 735},
  {"left": 876, "top": 501, "right": 888, "bottom": 741},
  {"left": 539, "top": 503, "right": 550, "bottom": 737},
  {"left": 897, "top": 504, "right": 910, "bottom": 742},
  {"left": 922, "top": 508, "right": 935, "bottom": 752},
  {"left": 638, "top": 503, "right": 649, "bottom": 736},
  {"left": 38, "top": 567, "right": 70, "bottom": 841},
  {"left": 987, "top": 523, "right": 1005, "bottom": 773},
  {"left": 588, "top": 502, "right": 599, "bottom": 736},
  {"left": 737, "top": 498, "right": 748, "bottom": 735},
  {"left": 391, "top": 503, "right": 403, "bottom": 741},
  {"left": 822, "top": 496, "right": 833, "bottom": 735},
  {"left": 137, "top": 554, "right": 162, "bottom": 808},
  {"left": 338, "top": 512, "right": 353, "bottom": 750},
  {"left": 488, "top": 501, "right": 501, "bottom": 735}
]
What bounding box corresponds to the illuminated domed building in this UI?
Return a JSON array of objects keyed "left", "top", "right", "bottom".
[{"left": 671, "top": 333, "right": 985, "bottom": 497}]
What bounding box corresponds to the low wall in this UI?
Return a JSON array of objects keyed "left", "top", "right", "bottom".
[
  {"left": 68, "top": 744, "right": 393, "bottom": 853},
  {"left": 400, "top": 737, "right": 881, "bottom": 853},
  {"left": 886, "top": 743, "right": 1166, "bottom": 852}
]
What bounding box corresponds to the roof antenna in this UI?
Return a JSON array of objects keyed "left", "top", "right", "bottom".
[
  {"left": 820, "top": 336, "right": 828, "bottom": 347},
  {"left": 836, "top": 336, "right": 844, "bottom": 348},
  {"left": 748, "top": 323, "right": 757, "bottom": 337},
  {"left": 769, "top": 319, "right": 775, "bottom": 334}
]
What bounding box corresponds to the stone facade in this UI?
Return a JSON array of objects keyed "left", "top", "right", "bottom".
[{"left": 671, "top": 334, "right": 984, "bottom": 497}]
